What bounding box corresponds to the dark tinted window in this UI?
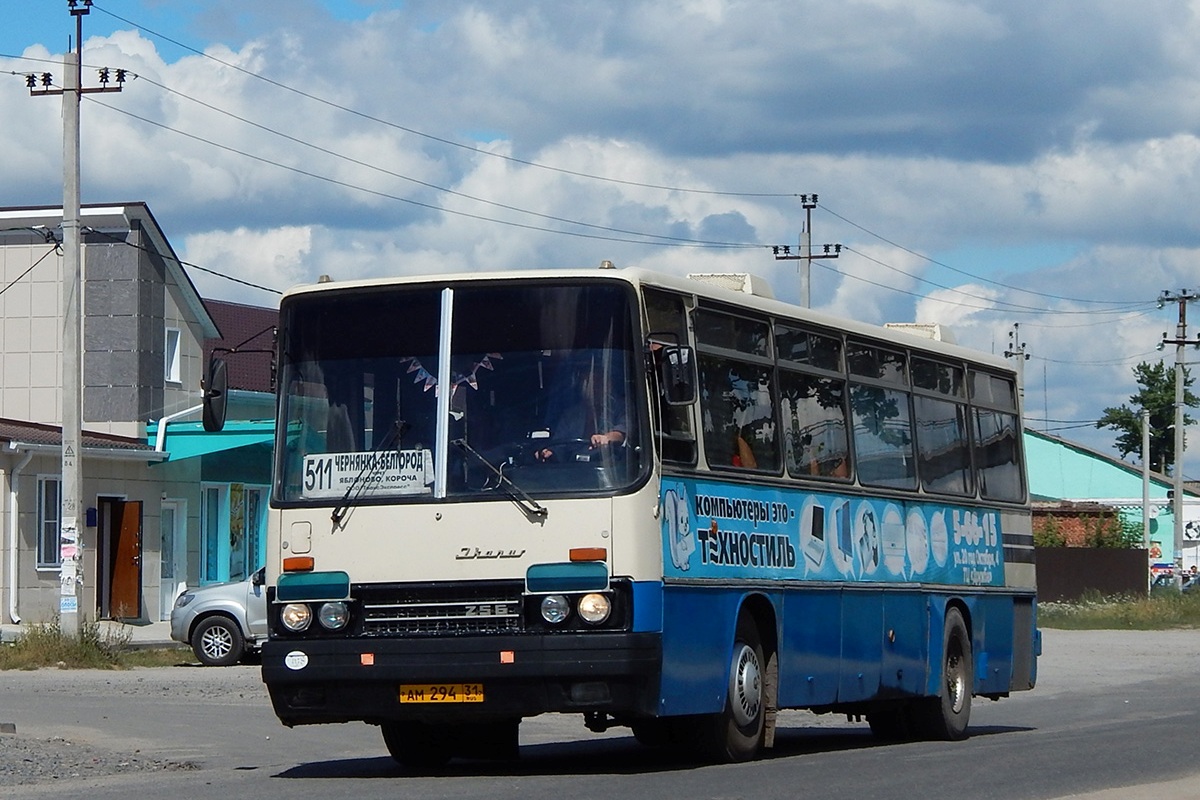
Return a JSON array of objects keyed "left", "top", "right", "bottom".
[
  {"left": 776, "top": 325, "right": 843, "bottom": 372},
  {"left": 780, "top": 371, "right": 850, "bottom": 479},
  {"left": 975, "top": 409, "right": 1025, "bottom": 502},
  {"left": 695, "top": 309, "right": 770, "bottom": 356},
  {"left": 698, "top": 354, "right": 779, "bottom": 472},
  {"left": 914, "top": 395, "right": 973, "bottom": 496},
  {"left": 849, "top": 384, "right": 916, "bottom": 490},
  {"left": 847, "top": 342, "right": 907, "bottom": 385}
]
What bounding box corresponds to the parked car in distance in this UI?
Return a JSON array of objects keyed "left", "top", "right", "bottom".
[{"left": 170, "top": 567, "right": 268, "bottom": 666}]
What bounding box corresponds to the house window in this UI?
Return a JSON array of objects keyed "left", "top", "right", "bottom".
[
  {"left": 165, "top": 327, "right": 182, "bottom": 383},
  {"left": 200, "top": 484, "right": 228, "bottom": 583},
  {"left": 200, "top": 483, "right": 268, "bottom": 584},
  {"left": 36, "top": 477, "right": 61, "bottom": 568}
]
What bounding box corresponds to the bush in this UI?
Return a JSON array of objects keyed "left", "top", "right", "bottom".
[
  {"left": 1034, "top": 517, "right": 1067, "bottom": 548},
  {"left": 0, "top": 618, "right": 131, "bottom": 670}
]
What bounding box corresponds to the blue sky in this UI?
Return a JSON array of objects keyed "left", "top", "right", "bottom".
[{"left": 2, "top": 0, "right": 1199, "bottom": 477}]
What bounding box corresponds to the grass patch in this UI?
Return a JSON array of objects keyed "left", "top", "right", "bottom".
[
  {"left": 1039, "top": 588, "right": 1200, "bottom": 630},
  {"left": 0, "top": 619, "right": 192, "bottom": 670}
]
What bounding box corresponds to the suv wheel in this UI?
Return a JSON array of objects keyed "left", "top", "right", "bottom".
[{"left": 192, "top": 616, "right": 245, "bottom": 666}]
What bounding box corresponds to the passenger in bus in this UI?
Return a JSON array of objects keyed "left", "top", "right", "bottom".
[
  {"left": 534, "top": 358, "right": 626, "bottom": 462},
  {"left": 731, "top": 426, "right": 758, "bottom": 469}
]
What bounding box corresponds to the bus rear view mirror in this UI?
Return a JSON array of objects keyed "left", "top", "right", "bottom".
[
  {"left": 659, "top": 345, "right": 696, "bottom": 406},
  {"left": 202, "top": 357, "right": 228, "bottom": 432}
]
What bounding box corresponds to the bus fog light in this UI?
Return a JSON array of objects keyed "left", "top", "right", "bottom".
[
  {"left": 540, "top": 594, "right": 570, "bottom": 624},
  {"left": 281, "top": 603, "right": 312, "bottom": 632},
  {"left": 577, "top": 593, "right": 612, "bottom": 624},
  {"left": 318, "top": 601, "right": 349, "bottom": 630}
]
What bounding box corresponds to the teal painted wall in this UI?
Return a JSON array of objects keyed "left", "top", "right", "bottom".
[{"left": 1024, "top": 431, "right": 1172, "bottom": 501}]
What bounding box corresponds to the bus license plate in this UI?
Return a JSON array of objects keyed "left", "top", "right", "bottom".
[{"left": 399, "top": 683, "right": 484, "bottom": 703}]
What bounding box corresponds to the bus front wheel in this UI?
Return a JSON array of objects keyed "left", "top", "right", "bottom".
[
  {"left": 701, "top": 613, "right": 765, "bottom": 762},
  {"left": 381, "top": 721, "right": 453, "bottom": 771},
  {"left": 913, "top": 607, "right": 973, "bottom": 741}
]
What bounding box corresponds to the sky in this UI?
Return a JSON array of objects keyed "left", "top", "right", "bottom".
[{"left": 1, "top": 0, "right": 1199, "bottom": 478}]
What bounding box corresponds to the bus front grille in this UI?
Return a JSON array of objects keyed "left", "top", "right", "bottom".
[{"left": 356, "top": 582, "right": 525, "bottom": 636}]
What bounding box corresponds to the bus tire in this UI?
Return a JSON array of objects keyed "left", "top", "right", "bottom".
[
  {"left": 701, "top": 613, "right": 765, "bottom": 762},
  {"left": 867, "top": 701, "right": 913, "bottom": 741},
  {"left": 380, "top": 721, "right": 453, "bottom": 771},
  {"left": 913, "top": 607, "right": 972, "bottom": 741}
]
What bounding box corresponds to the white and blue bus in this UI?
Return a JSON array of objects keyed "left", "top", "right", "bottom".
[{"left": 242, "top": 266, "right": 1037, "bottom": 767}]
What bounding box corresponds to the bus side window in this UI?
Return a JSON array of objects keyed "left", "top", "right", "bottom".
[
  {"left": 645, "top": 286, "right": 698, "bottom": 465},
  {"left": 698, "top": 353, "right": 780, "bottom": 472}
]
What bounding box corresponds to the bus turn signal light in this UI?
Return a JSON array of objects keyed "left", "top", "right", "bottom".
[
  {"left": 569, "top": 547, "right": 607, "bottom": 562},
  {"left": 283, "top": 556, "right": 315, "bottom": 572}
]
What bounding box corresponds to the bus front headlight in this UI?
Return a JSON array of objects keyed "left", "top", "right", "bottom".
[
  {"left": 318, "top": 601, "right": 349, "bottom": 630},
  {"left": 577, "top": 593, "right": 612, "bottom": 625},
  {"left": 280, "top": 603, "right": 312, "bottom": 632},
  {"left": 540, "top": 594, "right": 570, "bottom": 624}
]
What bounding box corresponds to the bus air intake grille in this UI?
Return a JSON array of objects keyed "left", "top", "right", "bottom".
[{"left": 356, "top": 582, "right": 525, "bottom": 637}]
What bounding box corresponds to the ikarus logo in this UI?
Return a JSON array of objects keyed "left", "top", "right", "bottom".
[{"left": 455, "top": 547, "right": 526, "bottom": 560}]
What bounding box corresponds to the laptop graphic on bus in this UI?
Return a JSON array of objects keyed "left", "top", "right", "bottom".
[
  {"left": 804, "top": 503, "right": 826, "bottom": 568},
  {"left": 835, "top": 500, "right": 853, "bottom": 566}
]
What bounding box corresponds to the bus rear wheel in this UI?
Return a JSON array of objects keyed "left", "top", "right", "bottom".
[
  {"left": 700, "top": 613, "right": 765, "bottom": 763},
  {"left": 913, "top": 607, "right": 972, "bottom": 741}
]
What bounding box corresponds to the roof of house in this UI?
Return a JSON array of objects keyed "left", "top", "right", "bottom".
[
  {"left": 1024, "top": 428, "right": 1195, "bottom": 501},
  {"left": 0, "top": 417, "right": 158, "bottom": 457},
  {"left": 202, "top": 299, "right": 278, "bottom": 394}
]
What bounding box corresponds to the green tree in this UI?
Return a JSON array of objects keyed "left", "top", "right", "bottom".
[{"left": 1096, "top": 361, "right": 1196, "bottom": 473}]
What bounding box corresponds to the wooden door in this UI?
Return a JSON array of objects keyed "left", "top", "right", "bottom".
[{"left": 110, "top": 501, "right": 143, "bottom": 620}]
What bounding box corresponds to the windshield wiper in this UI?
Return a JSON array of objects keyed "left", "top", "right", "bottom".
[
  {"left": 452, "top": 439, "right": 548, "bottom": 522},
  {"left": 331, "top": 419, "right": 410, "bottom": 527}
]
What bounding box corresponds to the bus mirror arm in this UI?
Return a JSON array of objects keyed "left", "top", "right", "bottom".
[{"left": 452, "top": 439, "right": 548, "bottom": 522}]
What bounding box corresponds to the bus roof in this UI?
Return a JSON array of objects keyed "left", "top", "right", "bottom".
[{"left": 281, "top": 266, "right": 1016, "bottom": 374}]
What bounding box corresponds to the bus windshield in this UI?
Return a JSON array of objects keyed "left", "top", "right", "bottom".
[{"left": 275, "top": 281, "right": 645, "bottom": 504}]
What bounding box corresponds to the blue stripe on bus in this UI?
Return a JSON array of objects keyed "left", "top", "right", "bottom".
[{"left": 656, "top": 583, "right": 1024, "bottom": 716}]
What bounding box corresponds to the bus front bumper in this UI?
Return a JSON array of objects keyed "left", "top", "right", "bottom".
[{"left": 260, "top": 632, "right": 662, "bottom": 726}]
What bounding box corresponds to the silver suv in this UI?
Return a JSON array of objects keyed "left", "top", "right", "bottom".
[{"left": 170, "top": 567, "right": 269, "bottom": 666}]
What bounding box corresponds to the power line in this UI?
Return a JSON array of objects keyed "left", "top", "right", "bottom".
[
  {"left": 83, "top": 226, "right": 283, "bottom": 295},
  {"left": 124, "top": 73, "right": 759, "bottom": 250},
  {"left": 89, "top": 4, "right": 795, "bottom": 200},
  {"left": 821, "top": 204, "right": 1141, "bottom": 307},
  {"left": 826, "top": 248, "right": 1157, "bottom": 316},
  {"left": 88, "top": 97, "right": 761, "bottom": 251},
  {"left": 0, "top": 244, "right": 59, "bottom": 297}
]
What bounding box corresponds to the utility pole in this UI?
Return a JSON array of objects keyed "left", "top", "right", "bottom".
[
  {"left": 1158, "top": 289, "right": 1200, "bottom": 590},
  {"left": 770, "top": 194, "right": 841, "bottom": 308},
  {"left": 27, "top": 0, "right": 124, "bottom": 633},
  {"left": 1003, "top": 323, "right": 1030, "bottom": 415},
  {"left": 1142, "top": 407, "right": 1151, "bottom": 594}
]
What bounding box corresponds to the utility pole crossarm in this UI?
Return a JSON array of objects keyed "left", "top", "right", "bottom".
[{"left": 768, "top": 194, "right": 841, "bottom": 309}]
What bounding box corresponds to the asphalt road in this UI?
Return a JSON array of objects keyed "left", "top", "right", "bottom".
[{"left": 2, "top": 628, "right": 1200, "bottom": 800}]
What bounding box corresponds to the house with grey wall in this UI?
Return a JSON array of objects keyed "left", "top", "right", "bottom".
[{"left": 0, "top": 202, "right": 270, "bottom": 626}]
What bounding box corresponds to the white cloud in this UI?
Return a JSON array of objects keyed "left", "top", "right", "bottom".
[{"left": 4, "top": 0, "right": 1200, "bottom": 475}]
